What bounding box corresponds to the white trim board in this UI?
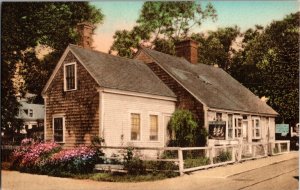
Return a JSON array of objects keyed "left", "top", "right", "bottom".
[{"left": 97, "top": 87, "right": 177, "bottom": 102}]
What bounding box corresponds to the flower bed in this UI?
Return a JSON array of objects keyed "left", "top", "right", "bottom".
[{"left": 11, "top": 138, "right": 102, "bottom": 175}]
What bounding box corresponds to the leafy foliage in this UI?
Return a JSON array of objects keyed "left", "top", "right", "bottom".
[
  {"left": 1, "top": 2, "right": 104, "bottom": 142},
  {"left": 213, "top": 150, "right": 232, "bottom": 163},
  {"left": 184, "top": 157, "right": 210, "bottom": 168},
  {"left": 110, "top": 1, "right": 217, "bottom": 58},
  {"left": 168, "top": 109, "right": 207, "bottom": 147},
  {"left": 191, "top": 26, "right": 241, "bottom": 70},
  {"left": 230, "top": 12, "right": 299, "bottom": 125}
]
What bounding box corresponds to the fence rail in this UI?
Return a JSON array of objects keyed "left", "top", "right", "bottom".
[
  {"left": 1, "top": 141, "right": 291, "bottom": 175},
  {"left": 270, "top": 140, "right": 290, "bottom": 155}
]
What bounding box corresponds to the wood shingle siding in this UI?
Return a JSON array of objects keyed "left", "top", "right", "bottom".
[
  {"left": 135, "top": 51, "right": 204, "bottom": 127},
  {"left": 45, "top": 52, "right": 99, "bottom": 148}
]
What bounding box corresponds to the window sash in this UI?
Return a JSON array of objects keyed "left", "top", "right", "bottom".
[
  {"left": 53, "top": 117, "right": 64, "bottom": 143},
  {"left": 150, "top": 115, "right": 158, "bottom": 141},
  {"left": 64, "top": 63, "right": 76, "bottom": 91},
  {"left": 234, "top": 117, "right": 243, "bottom": 138},
  {"left": 131, "top": 113, "right": 140, "bottom": 140},
  {"left": 252, "top": 118, "right": 261, "bottom": 139}
]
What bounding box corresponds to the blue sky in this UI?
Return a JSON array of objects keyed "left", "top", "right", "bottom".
[{"left": 91, "top": 1, "right": 299, "bottom": 52}]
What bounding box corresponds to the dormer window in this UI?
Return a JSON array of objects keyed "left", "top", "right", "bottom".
[
  {"left": 29, "top": 109, "right": 33, "bottom": 117},
  {"left": 64, "top": 62, "right": 77, "bottom": 91}
]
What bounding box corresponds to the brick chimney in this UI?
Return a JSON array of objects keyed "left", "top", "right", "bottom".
[
  {"left": 77, "top": 22, "right": 96, "bottom": 49},
  {"left": 175, "top": 39, "right": 199, "bottom": 64}
]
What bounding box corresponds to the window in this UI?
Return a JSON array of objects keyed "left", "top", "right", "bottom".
[
  {"left": 234, "top": 116, "right": 243, "bottom": 138},
  {"left": 228, "top": 114, "right": 233, "bottom": 139},
  {"left": 150, "top": 115, "right": 158, "bottom": 141},
  {"left": 131, "top": 113, "right": 140, "bottom": 140},
  {"left": 252, "top": 117, "right": 261, "bottom": 139},
  {"left": 64, "top": 62, "right": 77, "bottom": 91},
  {"left": 29, "top": 109, "right": 33, "bottom": 117},
  {"left": 53, "top": 116, "right": 65, "bottom": 143}
]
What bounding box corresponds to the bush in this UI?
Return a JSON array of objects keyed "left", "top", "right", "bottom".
[
  {"left": 48, "top": 146, "right": 102, "bottom": 174},
  {"left": 213, "top": 150, "right": 232, "bottom": 163},
  {"left": 122, "top": 147, "right": 146, "bottom": 175},
  {"left": 11, "top": 138, "right": 61, "bottom": 172},
  {"left": 184, "top": 157, "right": 210, "bottom": 168},
  {"left": 168, "top": 109, "right": 208, "bottom": 147},
  {"left": 10, "top": 138, "right": 103, "bottom": 175}
]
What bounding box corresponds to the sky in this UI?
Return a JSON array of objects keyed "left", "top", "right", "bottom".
[{"left": 91, "top": 1, "right": 299, "bottom": 53}]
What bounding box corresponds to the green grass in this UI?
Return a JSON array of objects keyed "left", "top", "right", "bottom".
[
  {"left": 184, "top": 157, "right": 210, "bottom": 168},
  {"left": 42, "top": 171, "right": 178, "bottom": 182},
  {"left": 89, "top": 172, "right": 177, "bottom": 182}
]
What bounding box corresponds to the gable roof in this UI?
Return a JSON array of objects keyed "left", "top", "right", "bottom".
[
  {"left": 139, "top": 47, "right": 278, "bottom": 115},
  {"left": 42, "top": 44, "right": 175, "bottom": 98}
]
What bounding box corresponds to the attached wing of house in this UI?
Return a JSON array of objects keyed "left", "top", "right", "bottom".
[{"left": 137, "top": 47, "right": 278, "bottom": 116}]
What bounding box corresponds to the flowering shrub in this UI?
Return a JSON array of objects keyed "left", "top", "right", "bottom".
[
  {"left": 20, "top": 142, "right": 60, "bottom": 170},
  {"left": 10, "top": 138, "right": 103, "bottom": 175},
  {"left": 48, "top": 146, "right": 101, "bottom": 174},
  {"left": 11, "top": 138, "right": 36, "bottom": 169},
  {"left": 11, "top": 138, "right": 61, "bottom": 172}
]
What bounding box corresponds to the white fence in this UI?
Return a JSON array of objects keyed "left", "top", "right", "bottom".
[
  {"left": 270, "top": 140, "right": 290, "bottom": 155},
  {"left": 99, "top": 141, "right": 290, "bottom": 176}
]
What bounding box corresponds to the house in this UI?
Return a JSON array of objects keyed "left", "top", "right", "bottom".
[
  {"left": 42, "top": 24, "right": 176, "bottom": 148},
  {"left": 42, "top": 22, "right": 278, "bottom": 150},
  {"left": 135, "top": 40, "right": 278, "bottom": 146},
  {"left": 17, "top": 93, "right": 44, "bottom": 140}
]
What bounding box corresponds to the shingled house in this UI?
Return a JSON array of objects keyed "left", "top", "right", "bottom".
[
  {"left": 135, "top": 40, "right": 278, "bottom": 146},
  {"left": 42, "top": 23, "right": 278, "bottom": 149}
]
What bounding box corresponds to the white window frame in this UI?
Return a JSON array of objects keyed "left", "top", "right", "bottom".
[
  {"left": 52, "top": 115, "right": 65, "bottom": 143},
  {"left": 234, "top": 115, "right": 243, "bottom": 138},
  {"left": 252, "top": 117, "right": 261, "bottom": 139},
  {"left": 64, "top": 62, "right": 77, "bottom": 91},
  {"left": 149, "top": 114, "right": 159, "bottom": 141},
  {"left": 227, "top": 114, "right": 234, "bottom": 140},
  {"left": 130, "top": 112, "right": 142, "bottom": 141}
]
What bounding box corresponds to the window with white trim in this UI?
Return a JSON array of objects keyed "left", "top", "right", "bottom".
[
  {"left": 252, "top": 117, "right": 261, "bottom": 139},
  {"left": 150, "top": 115, "right": 158, "bottom": 141},
  {"left": 131, "top": 113, "right": 140, "bottom": 141},
  {"left": 234, "top": 116, "right": 243, "bottom": 138},
  {"left": 64, "top": 62, "right": 77, "bottom": 91},
  {"left": 53, "top": 116, "right": 65, "bottom": 143}
]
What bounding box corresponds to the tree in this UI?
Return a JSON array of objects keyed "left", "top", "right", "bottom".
[
  {"left": 168, "top": 109, "right": 207, "bottom": 147},
  {"left": 110, "top": 1, "right": 217, "bottom": 58},
  {"left": 1, "top": 2, "right": 104, "bottom": 143},
  {"left": 231, "top": 12, "right": 299, "bottom": 126},
  {"left": 191, "top": 26, "right": 240, "bottom": 71}
]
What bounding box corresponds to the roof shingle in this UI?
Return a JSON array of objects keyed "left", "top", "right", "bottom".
[
  {"left": 69, "top": 44, "right": 176, "bottom": 98},
  {"left": 140, "top": 47, "right": 278, "bottom": 115}
]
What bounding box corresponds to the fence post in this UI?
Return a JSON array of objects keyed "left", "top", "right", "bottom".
[
  {"left": 278, "top": 142, "right": 282, "bottom": 153},
  {"left": 178, "top": 148, "right": 184, "bottom": 176},
  {"left": 209, "top": 147, "right": 213, "bottom": 164},
  {"left": 264, "top": 144, "right": 268, "bottom": 156},
  {"left": 252, "top": 144, "right": 256, "bottom": 158},
  {"left": 287, "top": 141, "right": 290, "bottom": 152},
  {"left": 237, "top": 144, "right": 242, "bottom": 161},
  {"left": 271, "top": 142, "right": 274, "bottom": 155},
  {"left": 231, "top": 146, "right": 236, "bottom": 162}
]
